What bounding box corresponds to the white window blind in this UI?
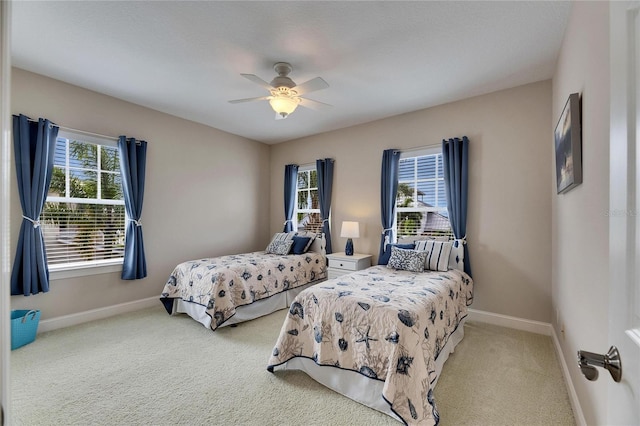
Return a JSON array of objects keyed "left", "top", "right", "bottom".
[
  {"left": 295, "top": 165, "right": 323, "bottom": 232},
  {"left": 41, "top": 131, "right": 125, "bottom": 268},
  {"left": 396, "top": 149, "right": 453, "bottom": 239}
]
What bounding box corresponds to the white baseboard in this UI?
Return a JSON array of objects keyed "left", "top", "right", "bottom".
[
  {"left": 467, "top": 308, "right": 552, "bottom": 335},
  {"left": 37, "top": 296, "right": 159, "bottom": 333},
  {"left": 551, "top": 328, "right": 586, "bottom": 426},
  {"left": 468, "top": 308, "right": 584, "bottom": 426}
]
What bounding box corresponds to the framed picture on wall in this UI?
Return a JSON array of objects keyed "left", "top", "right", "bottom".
[{"left": 554, "top": 92, "right": 582, "bottom": 194}]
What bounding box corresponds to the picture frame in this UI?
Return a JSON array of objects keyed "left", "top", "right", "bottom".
[{"left": 554, "top": 92, "right": 582, "bottom": 194}]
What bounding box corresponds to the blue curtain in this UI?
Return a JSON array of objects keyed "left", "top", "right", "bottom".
[
  {"left": 283, "top": 164, "right": 298, "bottom": 232},
  {"left": 442, "top": 136, "right": 472, "bottom": 276},
  {"left": 11, "top": 115, "right": 59, "bottom": 296},
  {"left": 378, "top": 149, "right": 401, "bottom": 261},
  {"left": 118, "top": 136, "right": 147, "bottom": 280},
  {"left": 316, "top": 158, "right": 334, "bottom": 254}
]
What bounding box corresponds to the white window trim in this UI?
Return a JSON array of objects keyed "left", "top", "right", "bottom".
[
  {"left": 395, "top": 146, "right": 450, "bottom": 239},
  {"left": 294, "top": 163, "right": 322, "bottom": 232},
  {"left": 50, "top": 259, "right": 123, "bottom": 280},
  {"left": 46, "top": 130, "right": 124, "bottom": 277}
]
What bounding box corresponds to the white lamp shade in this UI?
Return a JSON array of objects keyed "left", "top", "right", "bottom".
[{"left": 340, "top": 221, "right": 360, "bottom": 238}]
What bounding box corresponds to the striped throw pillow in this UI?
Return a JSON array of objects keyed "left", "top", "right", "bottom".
[{"left": 415, "top": 240, "right": 453, "bottom": 272}]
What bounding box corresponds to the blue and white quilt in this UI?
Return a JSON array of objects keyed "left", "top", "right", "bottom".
[
  {"left": 160, "top": 251, "right": 327, "bottom": 330},
  {"left": 267, "top": 265, "right": 473, "bottom": 425}
]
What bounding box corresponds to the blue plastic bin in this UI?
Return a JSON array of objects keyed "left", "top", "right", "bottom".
[{"left": 11, "top": 310, "right": 41, "bottom": 350}]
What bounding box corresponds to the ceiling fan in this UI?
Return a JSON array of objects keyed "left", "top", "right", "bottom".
[{"left": 229, "top": 62, "right": 331, "bottom": 120}]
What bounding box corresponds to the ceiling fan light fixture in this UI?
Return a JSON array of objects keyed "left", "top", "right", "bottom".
[
  {"left": 230, "top": 62, "right": 330, "bottom": 120},
  {"left": 269, "top": 94, "right": 300, "bottom": 118}
]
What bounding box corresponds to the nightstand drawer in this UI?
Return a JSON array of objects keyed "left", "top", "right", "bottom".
[
  {"left": 330, "top": 258, "right": 360, "bottom": 271},
  {"left": 326, "top": 253, "right": 372, "bottom": 278}
]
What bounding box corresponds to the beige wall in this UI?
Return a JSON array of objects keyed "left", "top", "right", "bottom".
[
  {"left": 551, "top": 2, "right": 610, "bottom": 424},
  {"left": 270, "top": 80, "right": 553, "bottom": 322},
  {"left": 9, "top": 70, "right": 557, "bottom": 326},
  {"left": 10, "top": 69, "right": 271, "bottom": 319}
]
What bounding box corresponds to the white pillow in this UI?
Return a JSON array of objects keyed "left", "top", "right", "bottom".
[{"left": 415, "top": 240, "right": 453, "bottom": 272}]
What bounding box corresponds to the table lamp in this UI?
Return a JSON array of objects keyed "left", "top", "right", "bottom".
[{"left": 340, "top": 221, "right": 360, "bottom": 256}]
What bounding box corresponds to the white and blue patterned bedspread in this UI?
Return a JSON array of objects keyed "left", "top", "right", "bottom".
[
  {"left": 267, "top": 265, "right": 473, "bottom": 425},
  {"left": 160, "top": 251, "right": 327, "bottom": 330}
]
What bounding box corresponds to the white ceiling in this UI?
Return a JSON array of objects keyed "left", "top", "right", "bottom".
[{"left": 11, "top": 1, "right": 571, "bottom": 145}]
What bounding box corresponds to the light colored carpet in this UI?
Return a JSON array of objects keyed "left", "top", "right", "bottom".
[{"left": 10, "top": 305, "right": 575, "bottom": 425}]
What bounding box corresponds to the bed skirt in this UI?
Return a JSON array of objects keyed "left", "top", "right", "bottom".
[{"left": 169, "top": 279, "right": 323, "bottom": 329}]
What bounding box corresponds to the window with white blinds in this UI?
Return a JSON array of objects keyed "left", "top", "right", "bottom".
[
  {"left": 295, "top": 165, "right": 323, "bottom": 233},
  {"left": 396, "top": 148, "right": 453, "bottom": 239},
  {"left": 41, "top": 131, "right": 125, "bottom": 269}
]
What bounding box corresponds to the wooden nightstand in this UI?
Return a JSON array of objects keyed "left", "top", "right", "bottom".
[{"left": 326, "top": 252, "right": 372, "bottom": 279}]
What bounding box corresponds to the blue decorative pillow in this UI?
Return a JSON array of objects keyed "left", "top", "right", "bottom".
[
  {"left": 378, "top": 243, "right": 415, "bottom": 265},
  {"left": 386, "top": 246, "right": 427, "bottom": 273},
  {"left": 291, "top": 236, "right": 312, "bottom": 255},
  {"left": 293, "top": 231, "right": 317, "bottom": 252}
]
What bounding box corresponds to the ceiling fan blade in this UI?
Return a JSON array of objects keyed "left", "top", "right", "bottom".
[
  {"left": 228, "top": 96, "right": 271, "bottom": 104},
  {"left": 299, "top": 97, "right": 332, "bottom": 111},
  {"left": 241, "top": 73, "right": 274, "bottom": 90},
  {"left": 292, "top": 77, "right": 329, "bottom": 95}
]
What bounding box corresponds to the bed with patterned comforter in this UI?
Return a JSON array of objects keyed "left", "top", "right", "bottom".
[
  {"left": 267, "top": 265, "right": 473, "bottom": 425},
  {"left": 160, "top": 251, "right": 327, "bottom": 330}
]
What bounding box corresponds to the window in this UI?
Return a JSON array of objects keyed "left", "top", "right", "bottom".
[
  {"left": 295, "top": 165, "right": 322, "bottom": 232},
  {"left": 41, "top": 131, "right": 125, "bottom": 270},
  {"left": 396, "top": 148, "right": 453, "bottom": 238}
]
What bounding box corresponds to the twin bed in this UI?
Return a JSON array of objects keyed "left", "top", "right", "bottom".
[
  {"left": 267, "top": 239, "right": 472, "bottom": 425},
  {"left": 160, "top": 233, "right": 473, "bottom": 425},
  {"left": 160, "top": 232, "right": 327, "bottom": 330}
]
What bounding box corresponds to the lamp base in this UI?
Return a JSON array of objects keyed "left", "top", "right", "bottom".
[{"left": 345, "top": 238, "right": 354, "bottom": 256}]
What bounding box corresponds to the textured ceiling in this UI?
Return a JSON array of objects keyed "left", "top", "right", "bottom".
[{"left": 11, "top": 1, "right": 571, "bottom": 144}]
